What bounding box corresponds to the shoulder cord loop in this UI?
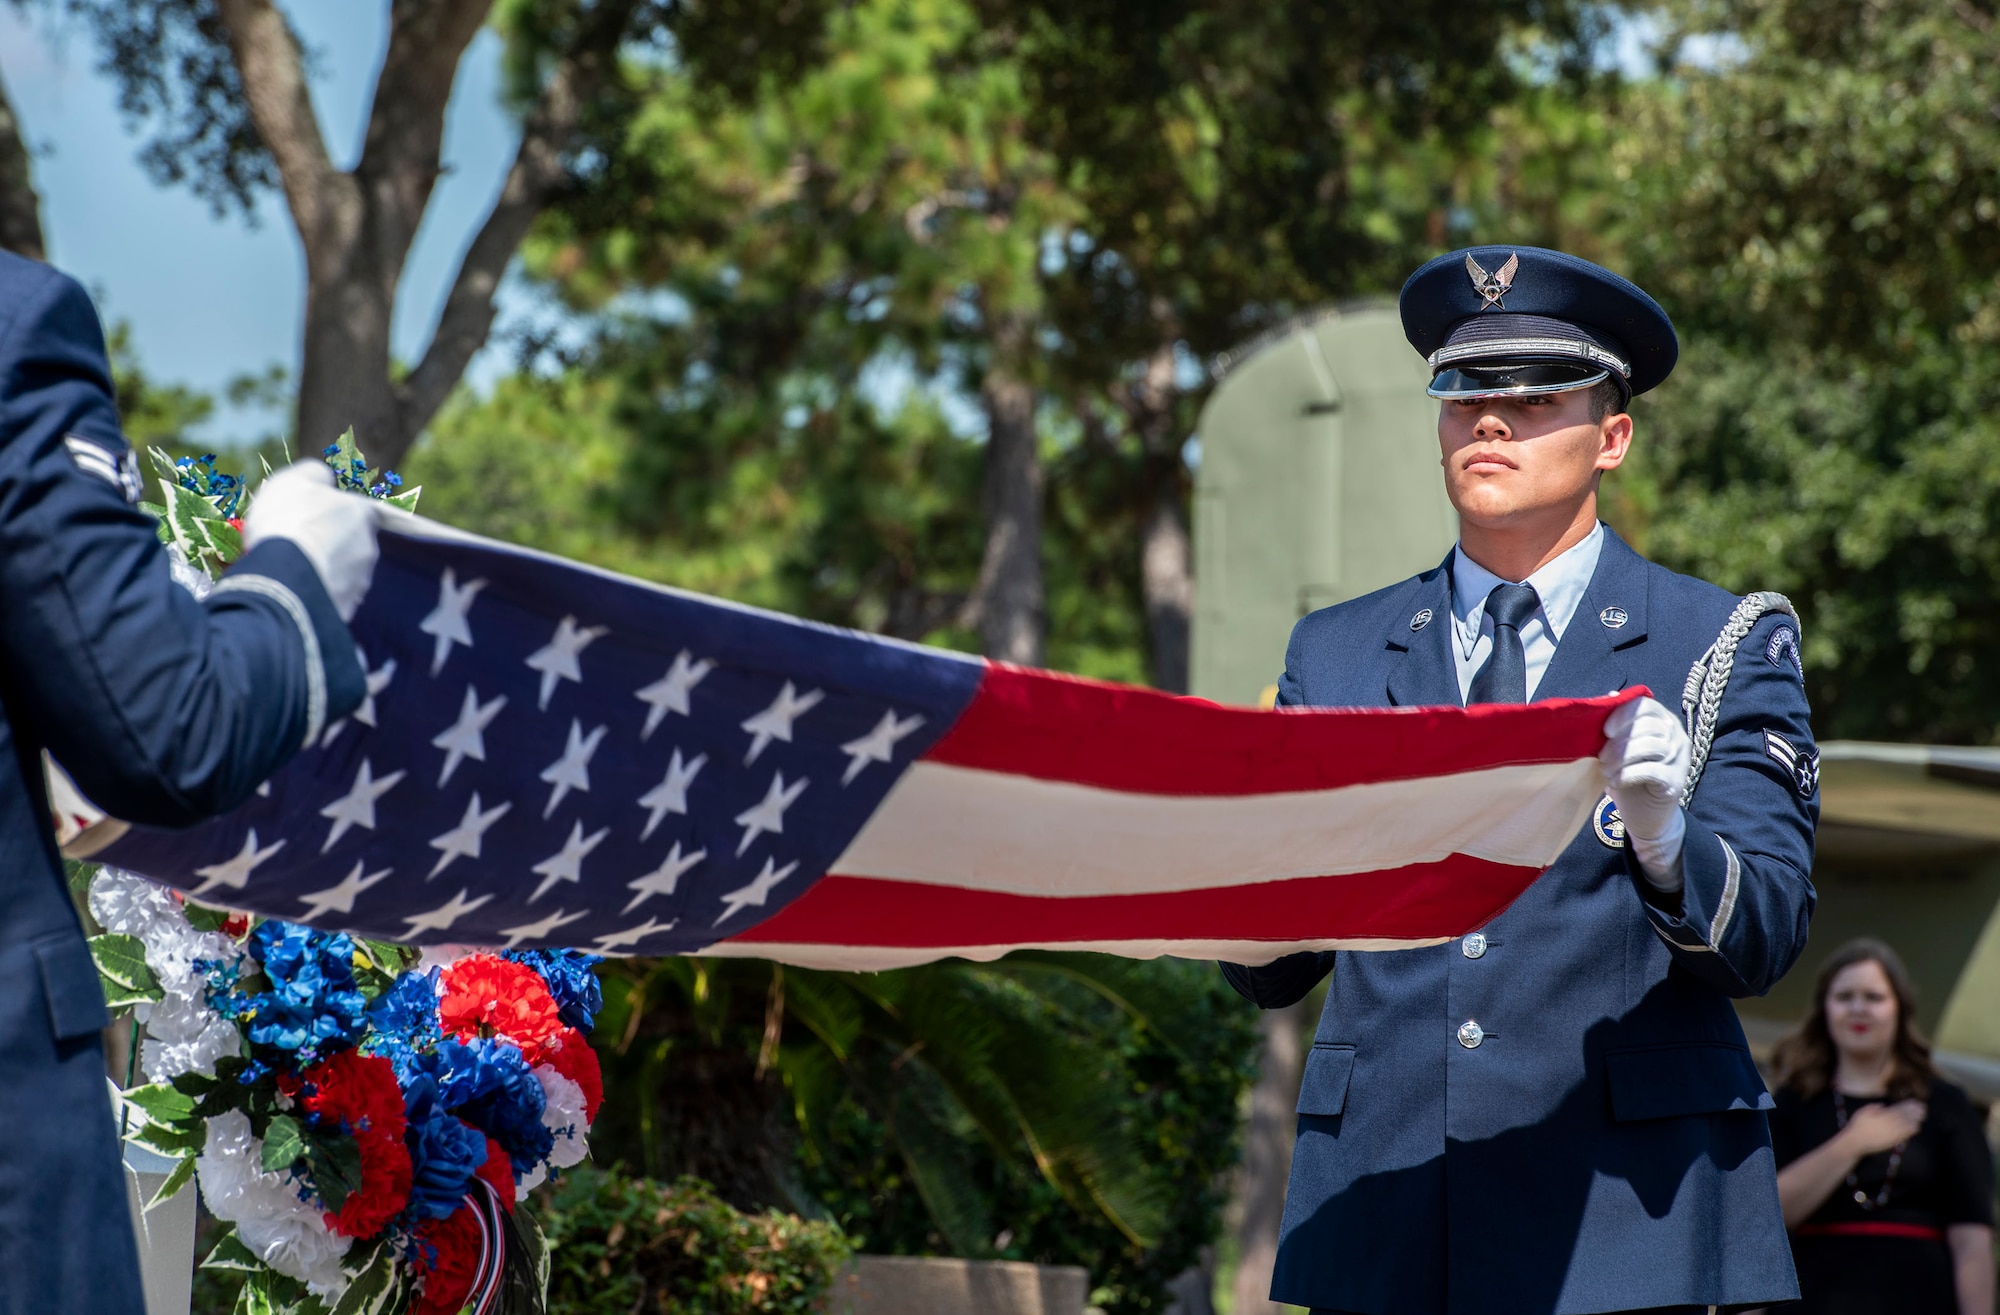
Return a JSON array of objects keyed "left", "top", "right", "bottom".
[{"left": 1679, "top": 591, "right": 1799, "bottom": 806}]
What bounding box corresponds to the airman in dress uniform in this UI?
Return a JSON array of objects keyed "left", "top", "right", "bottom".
[
  {"left": 1223, "top": 247, "right": 1819, "bottom": 1314},
  {"left": 0, "top": 250, "right": 379, "bottom": 1314}
]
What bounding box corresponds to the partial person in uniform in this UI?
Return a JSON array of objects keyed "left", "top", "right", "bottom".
[
  {"left": 0, "top": 250, "right": 379, "bottom": 1313},
  {"left": 1222, "top": 247, "right": 1820, "bottom": 1314},
  {"left": 1764, "top": 938, "right": 1994, "bottom": 1315}
]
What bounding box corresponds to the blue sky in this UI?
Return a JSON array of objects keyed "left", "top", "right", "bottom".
[{"left": 0, "top": 2, "right": 530, "bottom": 442}]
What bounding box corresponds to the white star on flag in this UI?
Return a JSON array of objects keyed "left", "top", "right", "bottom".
[
  {"left": 498, "top": 908, "right": 589, "bottom": 949},
  {"left": 637, "top": 747, "right": 706, "bottom": 840},
  {"left": 635, "top": 650, "right": 715, "bottom": 740},
  {"left": 623, "top": 841, "right": 706, "bottom": 914},
  {"left": 714, "top": 857, "right": 800, "bottom": 925},
  {"left": 190, "top": 829, "right": 285, "bottom": 898},
  {"left": 539, "top": 720, "right": 609, "bottom": 818},
  {"left": 419, "top": 569, "right": 486, "bottom": 677},
  {"left": 322, "top": 652, "right": 397, "bottom": 746},
  {"left": 319, "top": 759, "right": 407, "bottom": 853},
  {"left": 840, "top": 709, "right": 926, "bottom": 785},
  {"left": 401, "top": 888, "right": 494, "bottom": 938},
  {"left": 432, "top": 686, "right": 508, "bottom": 787},
  {"left": 428, "top": 793, "right": 512, "bottom": 878},
  {"left": 734, "top": 771, "right": 808, "bottom": 856},
  {"left": 741, "top": 681, "right": 824, "bottom": 765},
  {"left": 525, "top": 615, "right": 607, "bottom": 711},
  {"left": 593, "top": 916, "right": 677, "bottom": 954},
  {"left": 530, "top": 820, "right": 611, "bottom": 902},
  {"left": 296, "top": 862, "right": 392, "bottom": 921}
]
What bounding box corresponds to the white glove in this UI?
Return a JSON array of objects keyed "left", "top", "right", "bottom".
[
  {"left": 241, "top": 462, "right": 380, "bottom": 622},
  {"left": 1600, "top": 696, "right": 1691, "bottom": 894}
]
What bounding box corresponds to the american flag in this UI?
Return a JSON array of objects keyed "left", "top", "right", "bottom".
[{"left": 76, "top": 516, "right": 1633, "bottom": 969}]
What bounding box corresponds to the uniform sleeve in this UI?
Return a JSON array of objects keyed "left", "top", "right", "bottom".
[
  {"left": 0, "top": 266, "right": 364, "bottom": 827},
  {"left": 1219, "top": 952, "right": 1334, "bottom": 1008},
  {"left": 1630, "top": 611, "right": 1818, "bottom": 997},
  {"left": 1219, "top": 616, "right": 1334, "bottom": 1007}
]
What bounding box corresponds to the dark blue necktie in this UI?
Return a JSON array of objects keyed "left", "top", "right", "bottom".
[{"left": 1468, "top": 582, "right": 1540, "bottom": 705}]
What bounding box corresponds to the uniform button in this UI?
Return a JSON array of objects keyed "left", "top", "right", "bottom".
[
  {"left": 1457, "top": 1020, "right": 1485, "bottom": 1049},
  {"left": 1462, "top": 933, "right": 1487, "bottom": 959}
]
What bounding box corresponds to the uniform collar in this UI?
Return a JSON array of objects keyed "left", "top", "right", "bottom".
[{"left": 1449, "top": 522, "right": 1606, "bottom": 660}]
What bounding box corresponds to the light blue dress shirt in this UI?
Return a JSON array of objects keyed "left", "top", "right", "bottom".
[{"left": 1448, "top": 521, "right": 1606, "bottom": 703}]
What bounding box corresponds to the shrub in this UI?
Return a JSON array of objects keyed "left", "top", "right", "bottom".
[{"left": 538, "top": 1166, "right": 852, "bottom": 1313}]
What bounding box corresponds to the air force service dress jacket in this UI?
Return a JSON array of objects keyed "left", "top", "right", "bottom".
[
  {"left": 0, "top": 252, "right": 365, "bottom": 1314},
  {"left": 1223, "top": 527, "right": 1819, "bottom": 1315}
]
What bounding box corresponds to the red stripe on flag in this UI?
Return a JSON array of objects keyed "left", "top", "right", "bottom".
[
  {"left": 721, "top": 856, "right": 1539, "bottom": 949},
  {"left": 923, "top": 664, "right": 1642, "bottom": 797}
]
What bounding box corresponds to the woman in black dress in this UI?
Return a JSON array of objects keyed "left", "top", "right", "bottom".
[{"left": 1766, "top": 938, "right": 1994, "bottom": 1315}]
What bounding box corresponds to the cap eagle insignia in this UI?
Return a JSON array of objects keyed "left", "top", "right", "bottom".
[{"left": 1465, "top": 251, "right": 1520, "bottom": 309}]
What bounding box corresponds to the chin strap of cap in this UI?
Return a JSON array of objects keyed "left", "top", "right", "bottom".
[{"left": 1680, "top": 591, "right": 1799, "bottom": 804}]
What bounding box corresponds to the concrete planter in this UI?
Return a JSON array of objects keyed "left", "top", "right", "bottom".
[{"left": 826, "top": 1254, "right": 1089, "bottom": 1315}]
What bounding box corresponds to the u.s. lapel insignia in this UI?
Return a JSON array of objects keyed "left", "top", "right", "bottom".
[
  {"left": 1599, "top": 606, "right": 1629, "bottom": 630},
  {"left": 1764, "top": 730, "right": 1820, "bottom": 797},
  {"left": 1592, "top": 793, "right": 1626, "bottom": 848},
  {"left": 1465, "top": 252, "right": 1520, "bottom": 310},
  {"left": 1410, "top": 608, "right": 1433, "bottom": 632}
]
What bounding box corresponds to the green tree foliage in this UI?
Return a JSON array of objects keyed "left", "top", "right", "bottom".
[
  {"left": 582, "top": 953, "right": 1257, "bottom": 1314},
  {"left": 1591, "top": 0, "right": 2000, "bottom": 741}
]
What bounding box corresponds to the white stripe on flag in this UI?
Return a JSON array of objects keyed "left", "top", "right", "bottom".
[
  {"left": 703, "top": 934, "right": 1451, "bottom": 970},
  {"left": 829, "top": 757, "right": 1604, "bottom": 896}
]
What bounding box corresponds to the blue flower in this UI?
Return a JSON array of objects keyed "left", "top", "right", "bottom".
[
  {"left": 502, "top": 949, "right": 604, "bottom": 1033},
  {"left": 401, "top": 1070, "right": 490, "bottom": 1221},
  {"left": 214, "top": 922, "right": 368, "bottom": 1068},
  {"left": 363, "top": 969, "right": 443, "bottom": 1081},
  {"left": 415, "top": 1038, "right": 552, "bottom": 1175}
]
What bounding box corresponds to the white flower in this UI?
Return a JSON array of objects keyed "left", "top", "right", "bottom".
[
  {"left": 140, "top": 989, "right": 241, "bottom": 1081},
  {"left": 533, "top": 1067, "right": 591, "bottom": 1169},
  {"left": 196, "top": 1111, "right": 351, "bottom": 1299},
  {"left": 88, "top": 869, "right": 248, "bottom": 1082},
  {"left": 87, "top": 869, "right": 182, "bottom": 940}
]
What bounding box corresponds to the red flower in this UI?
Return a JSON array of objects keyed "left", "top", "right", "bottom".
[
  {"left": 438, "top": 955, "right": 562, "bottom": 1056},
  {"left": 539, "top": 1028, "right": 603, "bottom": 1123},
  {"left": 410, "top": 1206, "right": 481, "bottom": 1315},
  {"left": 300, "top": 1050, "right": 412, "bottom": 1239},
  {"left": 220, "top": 912, "right": 249, "bottom": 938},
  {"left": 476, "top": 1137, "right": 515, "bottom": 1214}
]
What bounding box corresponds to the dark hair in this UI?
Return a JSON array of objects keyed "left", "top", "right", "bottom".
[
  {"left": 1770, "top": 938, "right": 1936, "bottom": 1100},
  {"left": 1585, "top": 378, "right": 1626, "bottom": 424}
]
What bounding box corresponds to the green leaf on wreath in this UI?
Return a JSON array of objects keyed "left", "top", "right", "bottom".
[
  {"left": 126, "top": 1120, "right": 204, "bottom": 1158},
  {"left": 304, "top": 1130, "right": 365, "bottom": 1214},
  {"left": 182, "top": 902, "right": 231, "bottom": 934},
  {"left": 201, "top": 1226, "right": 263, "bottom": 1272},
  {"left": 383, "top": 485, "right": 421, "bottom": 513},
  {"left": 122, "top": 1083, "right": 196, "bottom": 1125},
  {"left": 198, "top": 514, "right": 244, "bottom": 564},
  {"left": 89, "top": 933, "right": 161, "bottom": 1000},
  {"left": 327, "top": 1243, "right": 399, "bottom": 1315},
  {"left": 147, "top": 1154, "right": 196, "bottom": 1208},
  {"left": 328, "top": 427, "right": 366, "bottom": 474},
  {"left": 516, "top": 1199, "right": 552, "bottom": 1294},
  {"left": 261, "top": 1114, "right": 307, "bottom": 1174},
  {"left": 232, "top": 1270, "right": 280, "bottom": 1315},
  {"left": 146, "top": 446, "right": 182, "bottom": 485}
]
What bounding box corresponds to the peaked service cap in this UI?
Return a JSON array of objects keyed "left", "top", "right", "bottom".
[{"left": 1398, "top": 245, "right": 1679, "bottom": 402}]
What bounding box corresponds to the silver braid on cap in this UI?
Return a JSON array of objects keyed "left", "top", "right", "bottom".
[{"left": 1680, "top": 591, "right": 1799, "bottom": 805}]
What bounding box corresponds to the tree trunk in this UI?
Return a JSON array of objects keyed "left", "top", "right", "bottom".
[
  {"left": 0, "top": 62, "right": 45, "bottom": 261},
  {"left": 967, "top": 318, "right": 1045, "bottom": 665},
  {"left": 297, "top": 217, "right": 401, "bottom": 460},
  {"left": 1231, "top": 1002, "right": 1303, "bottom": 1315},
  {"left": 1127, "top": 336, "right": 1193, "bottom": 692},
  {"left": 1140, "top": 482, "right": 1192, "bottom": 693}
]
